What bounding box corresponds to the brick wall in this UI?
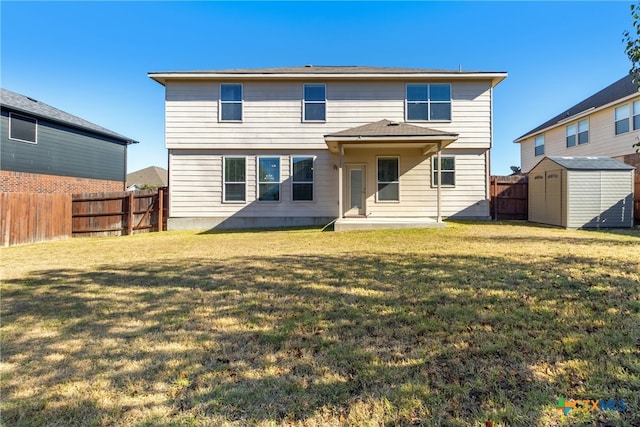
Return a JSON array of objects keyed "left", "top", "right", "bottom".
[{"left": 0, "top": 171, "right": 124, "bottom": 194}]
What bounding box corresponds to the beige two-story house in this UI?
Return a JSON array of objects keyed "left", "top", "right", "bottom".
[
  {"left": 514, "top": 74, "right": 640, "bottom": 173},
  {"left": 148, "top": 66, "right": 507, "bottom": 231}
]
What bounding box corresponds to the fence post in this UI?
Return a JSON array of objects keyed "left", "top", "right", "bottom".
[
  {"left": 157, "top": 188, "right": 164, "bottom": 232},
  {"left": 127, "top": 192, "right": 134, "bottom": 235}
]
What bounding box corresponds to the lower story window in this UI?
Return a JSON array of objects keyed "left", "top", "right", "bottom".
[
  {"left": 258, "top": 157, "right": 281, "bottom": 201},
  {"left": 292, "top": 156, "right": 314, "bottom": 201},
  {"left": 432, "top": 156, "right": 455, "bottom": 186},
  {"left": 223, "top": 157, "right": 246, "bottom": 202},
  {"left": 377, "top": 156, "right": 399, "bottom": 201}
]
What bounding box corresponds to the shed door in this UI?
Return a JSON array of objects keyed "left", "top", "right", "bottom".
[{"left": 545, "top": 170, "right": 562, "bottom": 226}]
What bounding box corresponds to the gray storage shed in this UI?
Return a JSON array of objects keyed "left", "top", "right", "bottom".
[{"left": 528, "top": 156, "right": 635, "bottom": 229}]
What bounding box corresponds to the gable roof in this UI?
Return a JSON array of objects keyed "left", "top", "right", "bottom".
[
  {"left": 534, "top": 156, "right": 635, "bottom": 171},
  {"left": 149, "top": 65, "right": 507, "bottom": 87},
  {"left": 0, "top": 88, "right": 139, "bottom": 145},
  {"left": 126, "top": 166, "right": 168, "bottom": 188},
  {"left": 515, "top": 74, "right": 640, "bottom": 142}
]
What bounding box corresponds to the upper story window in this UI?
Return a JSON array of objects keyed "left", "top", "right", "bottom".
[
  {"left": 534, "top": 135, "right": 544, "bottom": 156},
  {"left": 303, "top": 84, "right": 326, "bottom": 122},
  {"left": 292, "top": 156, "right": 314, "bottom": 201},
  {"left": 377, "top": 156, "right": 399, "bottom": 202},
  {"left": 566, "top": 119, "right": 589, "bottom": 147},
  {"left": 223, "top": 157, "right": 246, "bottom": 202},
  {"left": 406, "top": 83, "right": 451, "bottom": 122},
  {"left": 9, "top": 112, "right": 37, "bottom": 144},
  {"left": 615, "top": 104, "right": 630, "bottom": 135},
  {"left": 432, "top": 156, "right": 455, "bottom": 187},
  {"left": 634, "top": 100, "right": 640, "bottom": 130},
  {"left": 220, "top": 84, "right": 242, "bottom": 121}
]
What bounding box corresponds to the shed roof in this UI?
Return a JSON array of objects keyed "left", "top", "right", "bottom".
[
  {"left": 515, "top": 75, "right": 640, "bottom": 142},
  {"left": 1, "top": 88, "right": 138, "bottom": 145},
  {"left": 541, "top": 156, "right": 635, "bottom": 171}
]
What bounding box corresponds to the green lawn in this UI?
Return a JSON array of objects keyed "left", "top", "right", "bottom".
[{"left": 1, "top": 222, "right": 639, "bottom": 426}]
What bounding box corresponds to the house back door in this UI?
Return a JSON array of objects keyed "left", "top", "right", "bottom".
[{"left": 346, "top": 165, "right": 366, "bottom": 216}]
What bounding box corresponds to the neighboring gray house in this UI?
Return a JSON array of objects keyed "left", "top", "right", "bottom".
[
  {"left": 149, "top": 66, "right": 507, "bottom": 231},
  {"left": 0, "top": 88, "right": 138, "bottom": 193},
  {"left": 528, "top": 156, "right": 634, "bottom": 229},
  {"left": 514, "top": 74, "right": 640, "bottom": 174},
  {"left": 126, "top": 166, "right": 168, "bottom": 191}
]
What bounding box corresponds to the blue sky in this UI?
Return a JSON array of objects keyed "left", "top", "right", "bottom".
[{"left": 1, "top": 1, "right": 634, "bottom": 175}]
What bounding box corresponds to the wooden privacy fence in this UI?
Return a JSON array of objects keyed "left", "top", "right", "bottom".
[
  {"left": 635, "top": 174, "right": 640, "bottom": 224},
  {"left": 490, "top": 175, "right": 529, "bottom": 220},
  {"left": 1, "top": 192, "right": 72, "bottom": 247},
  {"left": 73, "top": 188, "right": 167, "bottom": 237}
]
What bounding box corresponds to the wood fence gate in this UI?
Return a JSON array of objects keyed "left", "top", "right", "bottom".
[{"left": 490, "top": 175, "right": 528, "bottom": 220}]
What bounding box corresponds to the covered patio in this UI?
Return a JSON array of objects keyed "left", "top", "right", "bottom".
[{"left": 324, "top": 119, "right": 458, "bottom": 231}]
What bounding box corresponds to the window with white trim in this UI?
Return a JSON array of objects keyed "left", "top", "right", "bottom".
[
  {"left": 220, "top": 84, "right": 242, "bottom": 121},
  {"left": 292, "top": 156, "right": 314, "bottom": 201},
  {"left": 257, "top": 157, "right": 280, "bottom": 201},
  {"left": 303, "top": 84, "right": 326, "bottom": 121},
  {"left": 223, "top": 157, "right": 246, "bottom": 202},
  {"left": 9, "top": 112, "right": 37, "bottom": 143},
  {"left": 566, "top": 119, "right": 589, "bottom": 148},
  {"left": 377, "top": 156, "right": 399, "bottom": 201},
  {"left": 406, "top": 83, "right": 451, "bottom": 121},
  {"left": 534, "top": 135, "right": 544, "bottom": 156},
  {"left": 432, "top": 156, "right": 455, "bottom": 187},
  {"left": 634, "top": 100, "right": 640, "bottom": 130},
  {"left": 615, "top": 104, "right": 630, "bottom": 135}
]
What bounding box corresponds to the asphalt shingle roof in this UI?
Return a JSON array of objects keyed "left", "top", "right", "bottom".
[
  {"left": 326, "top": 119, "right": 458, "bottom": 138},
  {"left": 0, "top": 88, "right": 138, "bottom": 144},
  {"left": 151, "top": 65, "right": 496, "bottom": 75},
  {"left": 126, "top": 166, "right": 168, "bottom": 188},
  {"left": 545, "top": 156, "right": 635, "bottom": 171}
]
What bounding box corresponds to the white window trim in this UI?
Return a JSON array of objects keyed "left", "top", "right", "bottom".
[
  {"left": 534, "top": 134, "right": 545, "bottom": 156},
  {"left": 431, "top": 156, "right": 456, "bottom": 188},
  {"left": 291, "top": 155, "right": 315, "bottom": 202},
  {"left": 8, "top": 112, "right": 38, "bottom": 144},
  {"left": 577, "top": 118, "right": 589, "bottom": 145},
  {"left": 302, "top": 83, "right": 326, "bottom": 122},
  {"left": 376, "top": 156, "right": 400, "bottom": 203},
  {"left": 219, "top": 83, "right": 243, "bottom": 122},
  {"left": 222, "top": 156, "right": 247, "bottom": 203},
  {"left": 405, "top": 83, "right": 452, "bottom": 123},
  {"left": 615, "top": 104, "right": 630, "bottom": 135},
  {"left": 257, "top": 156, "right": 281, "bottom": 202},
  {"left": 633, "top": 100, "right": 640, "bottom": 131}
]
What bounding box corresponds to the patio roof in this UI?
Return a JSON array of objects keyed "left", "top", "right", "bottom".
[{"left": 324, "top": 119, "right": 458, "bottom": 154}]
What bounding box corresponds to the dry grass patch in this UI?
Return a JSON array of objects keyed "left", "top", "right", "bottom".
[{"left": 1, "top": 222, "right": 639, "bottom": 426}]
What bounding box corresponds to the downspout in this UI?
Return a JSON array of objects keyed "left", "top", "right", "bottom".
[
  {"left": 338, "top": 144, "right": 344, "bottom": 219},
  {"left": 437, "top": 142, "right": 442, "bottom": 223}
]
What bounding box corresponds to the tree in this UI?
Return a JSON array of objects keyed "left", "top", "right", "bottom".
[{"left": 623, "top": 2, "right": 640, "bottom": 151}]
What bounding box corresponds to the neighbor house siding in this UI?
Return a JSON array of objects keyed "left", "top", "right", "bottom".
[
  {"left": 164, "top": 80, "right": 493, "bottom": 151},
  {"left": 520, "top": 97, "right": 640, "bottom": 173},
  {"left": 1, "top": 109, "right": 127, "bottom": 182}
]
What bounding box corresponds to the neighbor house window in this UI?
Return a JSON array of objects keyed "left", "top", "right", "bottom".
[
  {"left": 432, "top": 156, "right": 455, "bottom": 186},
  {"left": 303, "top": 84, "right": 326, "bottom": 121},
  {"left": 292, "top": 156, "right": 314, "bottom": 201},
  {"left": 223, "top": 157, "right": 246, "bottom": 202},
  {"left": 534, "top": 135, "right": 544, "bottom": 156},
  {"left": 220, "top": 84, "right": 242, "bottom": 121},
  {"left": 634, "top": 100, "right": 640, "bottom": 130},
  {"left": 406, "top": 83, "right": 451, "bottom": 121},
  {"left": 377, "top": 156, "right": 399, "bottom": 201},
  {"left": 257, "top": 157, "right": 280, "bottom": 201},
  {"left": 566, "top": 119, "right": 588, "bottom": 147},
  {"left": 615, "top": 104, "right": 630, "bottom": 135},
  {"left": 9, "top": 112, "right": 37, "bottom": 143}
]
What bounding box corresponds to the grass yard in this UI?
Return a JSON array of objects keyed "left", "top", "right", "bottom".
[{"left": 1, "top": 221, "right": 639, "bottom": 427}]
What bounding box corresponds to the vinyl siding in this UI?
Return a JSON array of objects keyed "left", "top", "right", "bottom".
[
  {"left": 519, "top": 96, "right": 640, "bottom": 173},
  {"left": 164, "top": 80, "right": 493, "bottom": 150},
  {"left": 0, "top": 109, "right": 127, "bottom": 182}
]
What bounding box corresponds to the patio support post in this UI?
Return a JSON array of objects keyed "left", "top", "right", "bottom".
[
  {"left": 338, "top": 144, "right": 344, "bottom": 218},
  {"left": 437, "top": 143, "right": 442, "bottom": 223}
]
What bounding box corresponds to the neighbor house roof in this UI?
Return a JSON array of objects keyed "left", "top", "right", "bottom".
[
  {"left": 126, "top": 166, "right": 168, "bottom": 188},
  {"left": 149, "top": 65, "right": 507, "bottom": 87},
  {"left": 539, "top": 156, "right": 635, "bottom": 171},
  {"left": 514, "top": 74, "right": 640, "bottom": 142},
  {"left": 0, "top": 88, "right": 139, "bottom": 145}
]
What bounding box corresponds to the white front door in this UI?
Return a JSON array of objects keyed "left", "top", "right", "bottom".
[{"left": 345, "top": 165, "right": 366, "bottom": 216}]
